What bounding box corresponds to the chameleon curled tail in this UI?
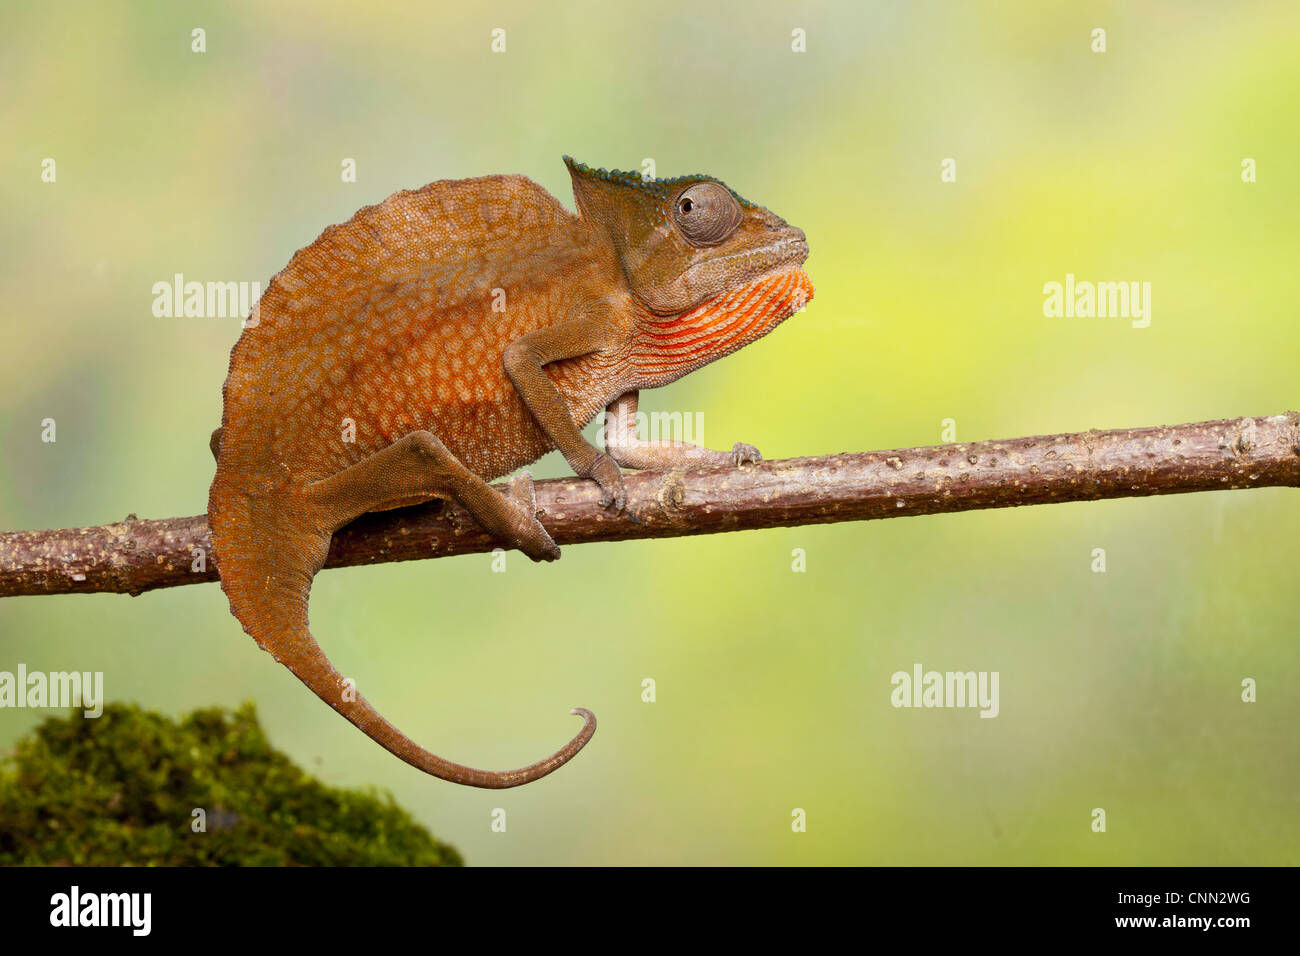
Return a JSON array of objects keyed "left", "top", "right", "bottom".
[{"left": 207, "top": 476, "right": 595, "bottom": 789}]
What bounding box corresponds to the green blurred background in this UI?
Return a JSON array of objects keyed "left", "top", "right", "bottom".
[{"left": 2, "top": 0, "right": 1297, "bottom": 865}]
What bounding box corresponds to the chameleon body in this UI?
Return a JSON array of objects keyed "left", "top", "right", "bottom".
[{"left": 208, "top": 157, "right": 812, "bottom": 788}]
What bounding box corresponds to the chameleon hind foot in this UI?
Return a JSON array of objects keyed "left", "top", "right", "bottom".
[{"left": 501, "top": 471, "right": 560, "bottom": 562}]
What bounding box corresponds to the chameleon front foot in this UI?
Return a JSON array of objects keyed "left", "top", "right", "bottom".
[
  {"left": 730, "top": 442, "right": 762, "bottom": 466},
  {"left": 582, "top": 452, "right": 627, "bottom": 511}
]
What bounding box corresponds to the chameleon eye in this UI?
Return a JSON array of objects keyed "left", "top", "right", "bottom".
[{"left": 672, "top": 182, "right": 742, "bottom": 246}]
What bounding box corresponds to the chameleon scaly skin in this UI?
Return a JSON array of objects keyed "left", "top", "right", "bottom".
[{"left": 207, "top": 157, "right": 812, "bottom": 788}]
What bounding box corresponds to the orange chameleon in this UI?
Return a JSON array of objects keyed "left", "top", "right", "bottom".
[{"left": 207, "top": 157, "right": 813, "bottom": 787}]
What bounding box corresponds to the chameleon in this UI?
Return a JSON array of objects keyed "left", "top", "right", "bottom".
[{"left": 207, "top": 156, "right": 813, "bottom": 788}]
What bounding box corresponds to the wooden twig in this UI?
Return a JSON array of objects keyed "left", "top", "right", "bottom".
[{"left": 1, "top": 413, "right": 1296, "bottom": 599}]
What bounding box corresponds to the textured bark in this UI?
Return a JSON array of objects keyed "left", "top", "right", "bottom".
[{"left": 2, "top": 412, "right": 1296, "bottom": 599}]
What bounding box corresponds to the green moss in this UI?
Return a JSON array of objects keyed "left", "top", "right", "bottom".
[{"left": 0, "top": 703, "right": 462, "bottom": 866}]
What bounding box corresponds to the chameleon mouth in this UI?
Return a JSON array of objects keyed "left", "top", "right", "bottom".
[
  {"left": 770, "top": 230, "right": 809, "bottom": 264},
  {"left": 641, "top": 228, "right": 811, "bottom": 316},
  {"left": 724, "top": 229, "right": 809, "bottom": 280}
]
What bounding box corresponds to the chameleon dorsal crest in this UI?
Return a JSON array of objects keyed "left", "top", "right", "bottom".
[{"left": 208, "top": 157, "right": 811, "bottom": 788}]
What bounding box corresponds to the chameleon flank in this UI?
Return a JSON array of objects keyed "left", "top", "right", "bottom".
[{"left": 207, "top": 157, "right": 813, "bottom": 788}]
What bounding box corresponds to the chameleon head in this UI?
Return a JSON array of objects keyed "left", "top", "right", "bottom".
[{"left": 564, "top": 157, "right": 811, "bottom": 318}]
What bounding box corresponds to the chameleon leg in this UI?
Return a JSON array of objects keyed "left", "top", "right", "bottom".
[
  {"left": 209, "top": 426, "right": 223, "bottom": 462},
  {"left": 602, "top": 390, "right": 761, "bottom": 469},
  {"left": 503, "top": 314, "right": 627, "bottom": 510},
  {"left": 306, "top": 430, "right": 560, "bottom": 561}
]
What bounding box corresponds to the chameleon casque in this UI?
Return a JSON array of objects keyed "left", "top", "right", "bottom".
[{"left": 207, "top": 157, "right": 813, "bottom": 788}]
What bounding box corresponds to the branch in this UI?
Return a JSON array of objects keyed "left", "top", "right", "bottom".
[{"left": 2, "top": 413, "right": 1297, "bottom": 599}]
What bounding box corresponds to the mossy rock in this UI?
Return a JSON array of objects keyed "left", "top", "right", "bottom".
[{"left": 0, "top": 702, "right": 462, "bottom": 866}]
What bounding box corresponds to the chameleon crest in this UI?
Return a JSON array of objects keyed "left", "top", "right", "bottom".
[{"left": 209, "top": 157, "right": 812, "bottom": 787}]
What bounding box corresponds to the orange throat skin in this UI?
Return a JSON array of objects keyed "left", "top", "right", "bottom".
[{"left": 629, "top": 267, "right": 814, "bottom": 388}]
